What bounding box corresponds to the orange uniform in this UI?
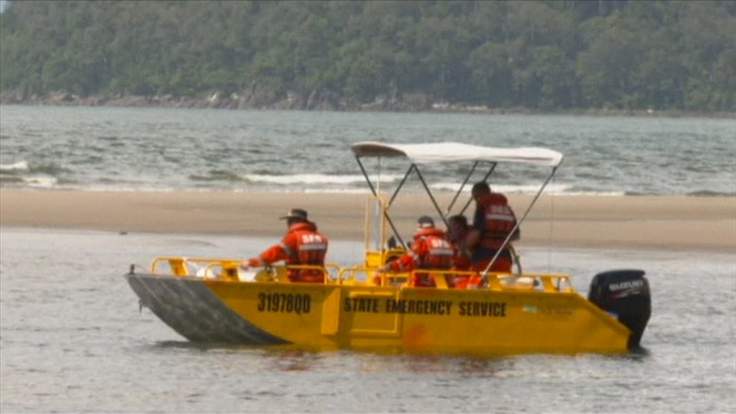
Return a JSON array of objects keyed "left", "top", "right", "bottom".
[
  {"left": 248, "top": 221, "right": 328, "bottom": 283},
  {"left": 471, "top": 192, "right": 517, "bottom": 273},
  {"left": 387, "top": 228, "right": 454, "bottom": 287}
]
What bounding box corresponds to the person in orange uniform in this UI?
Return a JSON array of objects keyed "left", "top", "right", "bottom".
[
  {"left": 241, "top": 208, "right": 328, "bottom": 283},
  {"left": 383, "top": 216, "right": 454, "bottom": 287},
  {"left": 466, "top": 181, "right": 519, "bottom": 274}
]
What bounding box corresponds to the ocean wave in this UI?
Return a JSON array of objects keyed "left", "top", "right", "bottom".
[
  {"left": 82, "top": 185, "right": 178, "bottom": 192},
  {"left": 23, "top": 175, "right": 58, "bottom": 188},
  {"left": 189, "top": 170, "right": 246, "bottom": 182},
  {"left": 685, "top": 190, "right": 736, "bottom": 197},
  {"left": 625, "top": 190, "right": 736, "bottom": 197},
  {"left": 303, "top": 188, "right": 372, "bottom": 194},
  {"left": 27, "top": 163, "right": 71, "bottom": 176},
  {"left": 554, "top": 190, "right": 626, "bottom": 196},
  {"left": 0, "top": 160, "right": 60, "bottom": 188},
  {"left": 0, "top": 160, "right": 29, "bottom": 172},
  {"left": 429, "top": 182, "right": 577, "bottom": 194},
  {"left": 0, "top": 174, "right": 25, "bottom": 183},
  {"left": 244, "top": 173, "right": 403, "bottom": 185}
]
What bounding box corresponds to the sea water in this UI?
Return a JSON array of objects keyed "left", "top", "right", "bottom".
[
  {"left": 1, "top": 106, "right": 735, "bottom": 412},
  {"left": 1, "top": 105, "right": 734, "bottom": 196},
  {"left": 1, "top": 228, "right": 734, "bottom": 413}
]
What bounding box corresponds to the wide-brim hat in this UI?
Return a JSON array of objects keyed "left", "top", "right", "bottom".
[{"left": 280, "top": 208, "right": 308, "bottom": 221}]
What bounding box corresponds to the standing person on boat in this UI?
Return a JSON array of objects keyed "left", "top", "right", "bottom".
[
  {"left": 241, "top": 208, "right": 329, "bottom": 283},
  {"left": 466, "top": 182, "right": 519, "bottom": 274},
  {"left": 382, "top": 216, "right": 454, "bottom": 287}
]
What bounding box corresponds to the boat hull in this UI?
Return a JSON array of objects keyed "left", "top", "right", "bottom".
[
  {"left": 126, "top": 272, "right": 287, "bottom": 344},
  {"left": 126, "top": 272, "right": 632, "bottom": 355}
]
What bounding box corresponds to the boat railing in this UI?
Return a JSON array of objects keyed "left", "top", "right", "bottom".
[
  {"left": 150, "top": 256, "right": 341, "bottom": 282},
  {"left": 409, "top": 269, "right": 477, "bottom": 289},
  {"left": 150, "top": 256, "right": 573, "bottom": 292},
  {"left": 488, "top": 272, "right": 573, "bottom": 293},
  {"left": 152, "top": 257, "right": 242, "bottom": 277},
  {"left": 277, "top": 264, "right": 342, "bottom": 283},
  {"left": 402, "top": 270, "right": 574, "bottom": 292},
  {"left": 337, "top": 265, "right": 397, "bottom": 285},
  {"left": 337, "top": 267, "right": 573, "bottom": 293}
]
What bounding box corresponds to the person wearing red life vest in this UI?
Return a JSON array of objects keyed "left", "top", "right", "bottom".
[
  {"left": 241, "top": 208, "right": 328, "bottom": 283},
  {"left": 384, "top": 216, "right": 454, "bottom": 287},
  {"left": 465, "top": 181, "right": 519, "bottom": 274}
]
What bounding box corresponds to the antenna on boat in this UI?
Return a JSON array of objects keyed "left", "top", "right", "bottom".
[
  {"left": 547, "top": 172, "right": 557, "bottom": 273},
  {"left": 354, "top": 155, "right": 406, "bottom": 249},
  {"left": 376, "top": 156, "right": 381, "bottom": 199},
  {"left": 376, "top": 156, "right": 384, "bottom": 251}
]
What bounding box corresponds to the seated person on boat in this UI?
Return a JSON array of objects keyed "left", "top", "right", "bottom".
[
  {"left": 446, "top": 214, "right": 471, "bottom": 271},
  {"left": 466, "top": 182, "right": 519, "bottom": 273},
  {"left": 381, "top": 216, "right": 454, "bottom": 287},
  {"left": 445, "top": 214, "right": 475, "bottom": 288},
  {"left": 241, "top": 208, "right": 329, "bottom": 283}
]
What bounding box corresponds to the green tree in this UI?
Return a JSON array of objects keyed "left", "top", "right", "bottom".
[{"left": 1, "top": 0, "right": 734, "bottom": 111}]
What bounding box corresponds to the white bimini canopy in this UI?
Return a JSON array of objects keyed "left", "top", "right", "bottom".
[{"left": 351, "top": 141, "right": 563, "bottom": 167}]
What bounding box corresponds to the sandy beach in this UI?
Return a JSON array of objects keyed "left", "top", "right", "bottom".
[{"left": 1, "top": 190, "right": 734, "bottom": 252}]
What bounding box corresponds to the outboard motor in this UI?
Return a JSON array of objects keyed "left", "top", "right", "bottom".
[{"left": 588, "top": 269, "right": 651, "bottom": 348}]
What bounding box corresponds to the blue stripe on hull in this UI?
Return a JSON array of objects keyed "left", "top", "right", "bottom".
[{"left": 125, "top": 273, "right": 287, "bottom": 345}]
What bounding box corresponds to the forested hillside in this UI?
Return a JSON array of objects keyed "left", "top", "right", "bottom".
[{"left": 1, "top": 1, "right": 734, "bottom": 111}]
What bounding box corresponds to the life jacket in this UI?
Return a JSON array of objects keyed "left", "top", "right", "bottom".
[
  {"left": 413, "top": 228, "right": 454, "bottom": 270},
  {"left": 477, "top": 193, "right": 517, "bottom": 250},
  {"left": 445, "top": 228, "right": 471, "bottom": 271},
  {"left": 386, "top": 228, "right": 453, "bottom": 273},
  {"left": 254, "top": 221, "right": 328, "bottom": 283},
  {"left": 289, "top": 223, "right": 328, "bottom": 266}
]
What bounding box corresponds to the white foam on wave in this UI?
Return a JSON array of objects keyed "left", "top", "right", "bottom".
[
  {"left": 80, "top": 184, "right": 179, "bottom": 192},
  {"left": 0, "top": 160, "right": 29, "bottom": 172},
  {"left": 303, "top": 188, "right": 372, "bottom": 194},
  {"left": 23, "top": 175, "right": 58, "bottom": 188},
  {"left": 430, "top": 182, "right": 574, "bottom": 194},
  {"left": 555, "top": 190, "right": 625, "bottom": 196},
  {"left": 244, "top": 173, "right": 402, "bottom": 185},
  {"left": 428, "top": 182, "right": 624, "bottom": 196}
]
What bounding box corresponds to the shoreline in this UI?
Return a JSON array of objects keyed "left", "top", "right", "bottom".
[
  {"left": 1, "top": 100, "right": 734, "bottom": 120},
  {"left": 1, "top": 190, "right": 734, "bottom": 253}
]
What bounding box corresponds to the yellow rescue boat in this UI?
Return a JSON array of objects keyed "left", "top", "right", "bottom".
[{"left": 125, "top": 142, "right": 651, "bottom": 355}]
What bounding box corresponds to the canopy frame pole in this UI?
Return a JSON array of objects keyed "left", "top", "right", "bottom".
[
  {"left": 446, "top": 161, "right": 478, "bottom": 215},
  {"left": 376, "top": 157, "right": 381, "bottom": 199},
  {"left": 413, "top": 164, "right": 449, "bottom": 229},
  {"left": 459, "top": 162, "right": 497, "bottom": 215},
  {"left": 388, "top": 164, "right": 415, "bottom": 208},
  {"left": 481, "top": 165, "right": 559, "bottom": 282},
  {"left": 355, "top": 156, "right": 406, "bottom": 249}
]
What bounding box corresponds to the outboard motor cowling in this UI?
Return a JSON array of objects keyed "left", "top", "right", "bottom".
[{"left": 588, "top": 269, "right": 651, "bottom": 349}]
